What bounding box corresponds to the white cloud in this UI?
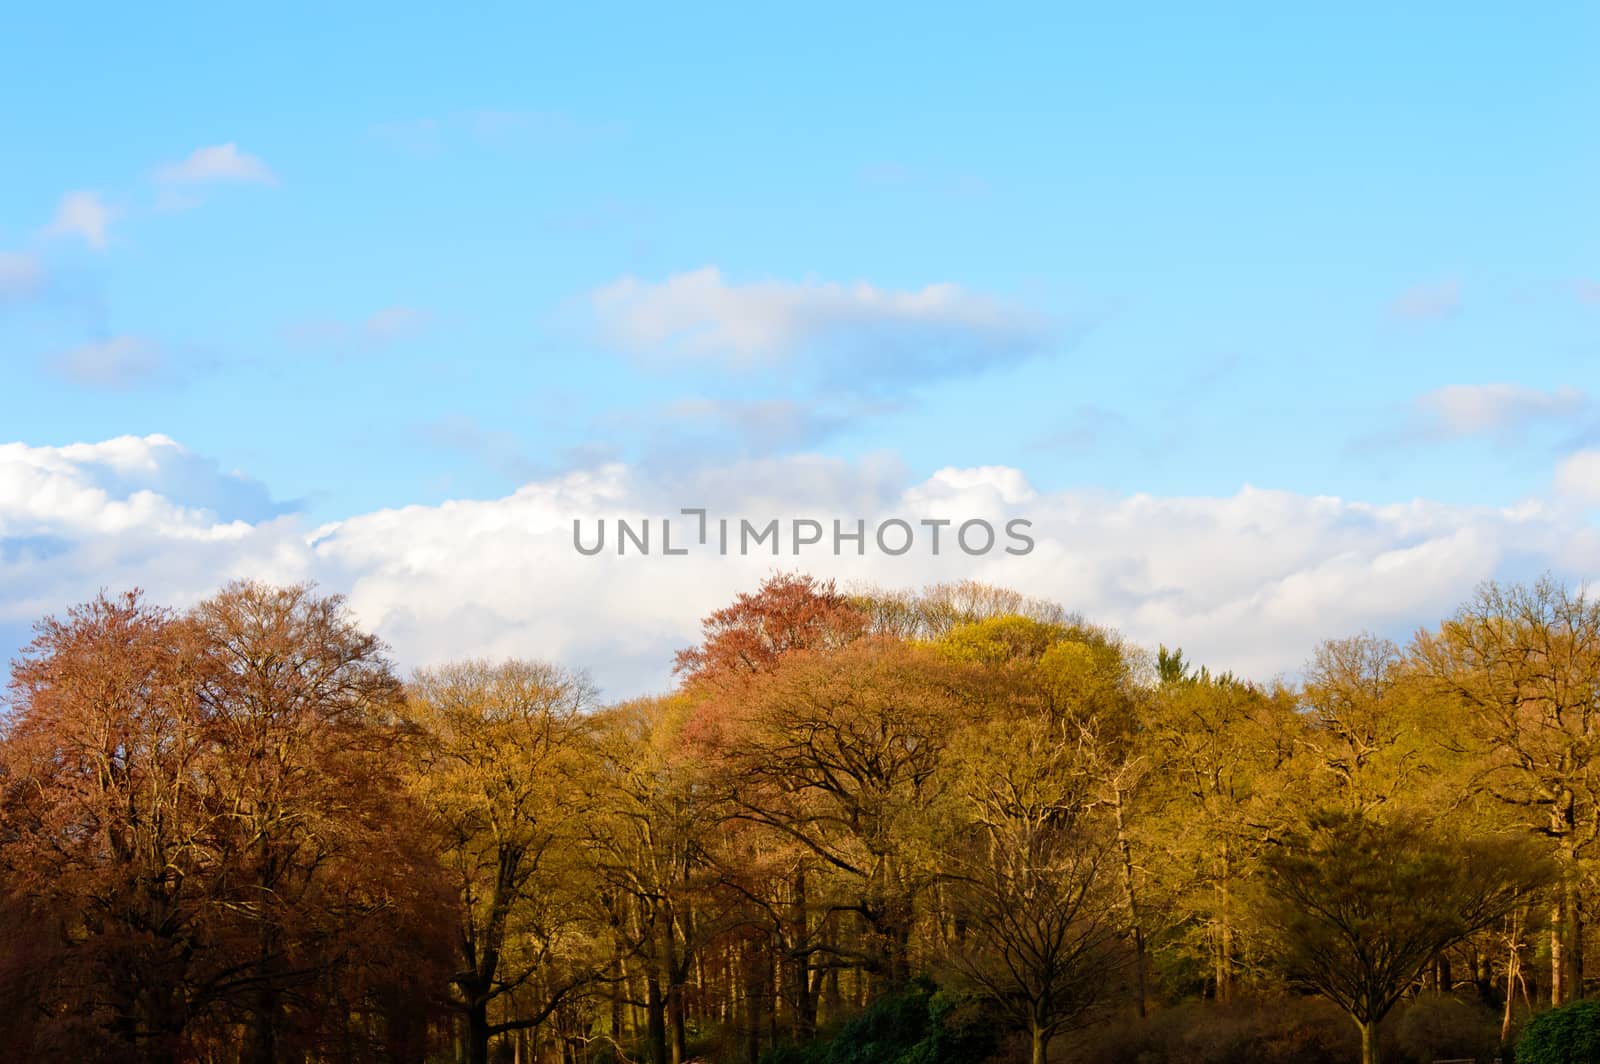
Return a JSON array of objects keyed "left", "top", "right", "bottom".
[
  {"left": 1390, "top": 277, "right": 1461, "bottom": 320},
  {"left": 156, "top": 143, "right": 278, "bottom": 186},
  {"left": 3, "top": 436, "right": 1597, "bottom": 700},
  {"left": 1556, "top": 449, "right": 1600, "bottom": 505},
  {"left": 46, "top": 337, "right": 166, "bottom": 390},
  {"left": 1415, "top": 383, "right": 1587, "bottom": 437},
  {"left": 362, "top": 305, "right": 429, "bottom": 341},
  {"left": 0, "top": 435, "right": 280, "bottom": 534},
  {"left": 285, "top": 305, "right": 430, "bottom": 350},
  {"left": 0, "top": 252, "right": 43, "bottom": 302},
  {"left": 591, "top": 266, "right": 1052, "bottom": 387},
  {"left": 44, "top": 190, "right": 115, "bottom": 250},
  {"left": 0, "top": 436, "right": 292, "bottom": 637}
]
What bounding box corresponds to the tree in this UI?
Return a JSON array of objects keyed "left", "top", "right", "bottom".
[
  {"left": 0, "top": 585, "right": 450, "bottom": 1063},
  {"left": 1411, "top": 577, "right": 1600, "bottom": 1005},
  {"left": 1143, "top": 672, "right": 1303, "bottom": 1003},
  {"left": 0, "top": 592, "right": 210, "bottom": 1062},
  {"left": 189, "top": 580, "right": 451, "bottom": 1064},
  {"left": 853, "top": 580, "right": 1075, "bottom": 642},
  {"left": 932, "top": 614, "right": 1152, "bottom": 1020},
  {"left": 585, "top": 695, "right": 728, "bottom": 1064},
  {"left": 1301, "top": 634, "right": 1430, "bottom": 812},
  {"left": 1255, "top": 808, "right": 1551, "bottom": 1064},
  {"left": 673, "top": 572, "right": 866, "bottom": 686},
  {"left": 402, "top": 658, "right": 603, "bottom": 1064},
  {"left": 700, "top": 637, "right": 966, "bottom": 994},
  {"left": 942, "top": 713, "right": 1126, "bottom": 1064}
]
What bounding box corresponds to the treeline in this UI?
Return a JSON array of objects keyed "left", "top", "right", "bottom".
[{"left": 0, "top": 573, "right": 1596, "bottom": 1064}]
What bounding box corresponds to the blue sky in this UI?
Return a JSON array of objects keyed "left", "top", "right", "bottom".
[{"left": 1, "top": 5, "right": 1597, "bottom": 694}]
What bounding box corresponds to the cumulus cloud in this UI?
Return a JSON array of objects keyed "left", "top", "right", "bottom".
[
  {"left": 0, "top": 252, "right": 43, "bottom": 302},
  {"left": 156, "top": 143, "right": 278, "bottom": 186},
  {"left": 1390, "top": 278, "right": 1461, "bottom": 321},
  {"left": 590, "top": 266, "right": 1054, "bottom": 389},
  {"left": 0, "top": 435, "right": 284, "bottom": 529},
  {"left": 46, "top": 337, "right": 167, "bottom": 390},
  {"left": 1556, "top": 449, "right": 1600, "bottom": 505},
  {"left": 0, "top": 436, "right": 293, "bottom": 636},
  {"left": 3, "top": 436, "right": 1598, "bottom": 700},
  {"left": 285, "top": 306, "right": 430, "bottom": 351},
  {"left": 1415, "top": 383, "right": 1587, "bottom": 438},
  {"left": 43, "top": 191, "right": 115, "bottom": 250}
]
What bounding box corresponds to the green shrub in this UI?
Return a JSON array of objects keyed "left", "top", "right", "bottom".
[
  {"left": 760, "top": 979, "right": 998, "bottom": 1064},
  {"left": 1516, "top": 999, "right": 1600, "bottom": 1064}
]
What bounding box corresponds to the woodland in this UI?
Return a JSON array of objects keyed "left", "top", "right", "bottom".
[{"left": 2, "top": 572, "right": 1598, "bottom": 1064}]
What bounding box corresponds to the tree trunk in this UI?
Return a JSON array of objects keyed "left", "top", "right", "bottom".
[
  {"left": 247, "top": 984, "right": 279, "bottom": 1064},
  {"left": 661, "top": 913, "right": 687, "bottom": 1064},
  {"left": 1359, "top": 1019, "right": 1380, "bottom": 1064},
  {"left": 1552, "top": 896, "right": 1566, "bottom": 1006},
  {"left": 611, "top": 960, "right": 625, "bottom": 1045},
  {"left": 1569, "top": 877, "right": 1584, "bottom": 998},
  {"left": 1215, "top": 846, "right": 1234, "bottom": 1004},
  {"left": 791, "top": 868, "right": 817, "bottom": 1040},
  {"left": 886, "top": 911, "right": 913, "bottom": 991},
  {"left": 670, "top": 979, "right": 687, "bottom": 1064},
  {"left": 1552, "top": 796, "right": 1578, "bottom": 1005},
  {"left": 743, "top": 943, "right": 765, "bottom": 1064},
  {"left": 822, "top": 922, "right": 842, "bottom": 1026},
  {"left": 1030, "top": 1022, "right": 1050, "bottom": 1064},
  {"left": 1112, "top": 784, "right": 1148, "bottom": 1017},
  {"left": 645, "top": 969, "right": 668, "bottom": 1064},
  {"left": 1502, "top": 942, "right": 1518, "bottom": 1045},
  {"left": 466, "top": 1000, "right": 492, "bottom": 1064}
]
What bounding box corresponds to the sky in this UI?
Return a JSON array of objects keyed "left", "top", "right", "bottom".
[{"left": 2, "top": 4, "right": 1598, "bottom": 697}]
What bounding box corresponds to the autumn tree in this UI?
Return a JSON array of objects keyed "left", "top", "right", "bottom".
[
  {"left": 702, "top": 637, "right": 966, "bottom": 996},
  {"left": 189, "top": 581, "right": 452, "bottom": 1064},
  {"left": 673, "top": 572, "right": 866, "bottom": 686},
  {"left": 932, "top": 613, "right": 1152, "bottom": 1016},
  {"left": 584, "top": 694, "right": 732, "bottom": 1064},
  {"left": 0, "top": 592, "right": 212, "bottom": 1062},
  {"left": 1300, "top": 634, "right": 1434, "bottom": 813},
  {"left": 674, "top": 571, "right": 881, "bottom": 1052},
  {"left": 941, "top": 711, "right": 1127, "bottom": 1064},
  {"left": 853, "top": 580, "right": 1075, "bottom": 642},
  {"left": 402, "top": 658, "right": 603, "bottom": 1064},
  {"left": 1411, "top": 577, "right": 1600, "bottom": 1005},
  {"left": 0, "top": 585, "right": 450, "bottom": 1064},
  {"left": 1256, "top": 808, "right": 1552, "bottom": 1064},
  {"left": 1142, "top": 669, "right": 1305, "bottom": 1003}
]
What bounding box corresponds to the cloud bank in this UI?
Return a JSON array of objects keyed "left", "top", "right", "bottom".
[{"left": 3, "top": 435, "right": 1597, "bottom": 700}]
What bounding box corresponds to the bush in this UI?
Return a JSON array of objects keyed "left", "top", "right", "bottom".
[
  {"left": 1516, "top": 999, "right": 1600, "bottom": 1064},
  {"left": 1074, "top": 998, "right": 1359, "bottom": 1064},
  {"left": 1391, "top": 995, "right": 1500, "bottom": 1064},
  {"left": 760, "top": 979, "right": 999, "bottom": 1064}
]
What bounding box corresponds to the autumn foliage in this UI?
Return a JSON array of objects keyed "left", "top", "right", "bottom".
[{"left": 1, "top": 573, "right": 1596, "bottom": 1064}]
